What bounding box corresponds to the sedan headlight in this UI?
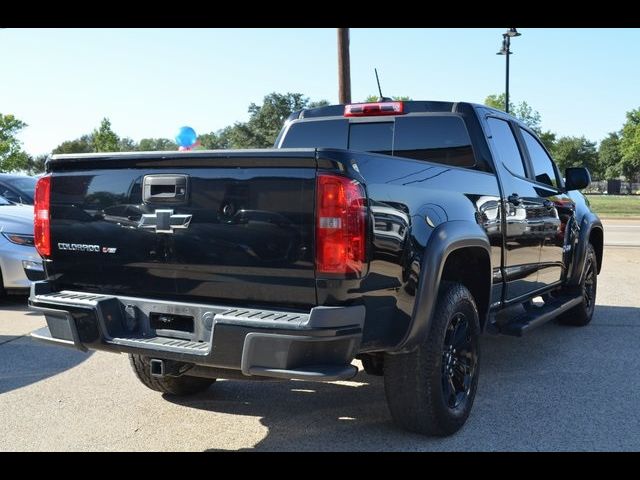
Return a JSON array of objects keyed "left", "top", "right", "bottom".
[{"left": 2, "top": 233, "right": 35, "bottom": 247}]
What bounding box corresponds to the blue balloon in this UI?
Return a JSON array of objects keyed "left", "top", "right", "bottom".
[{"left": 175, "top": 126, "right": 197, "bottom": 147}]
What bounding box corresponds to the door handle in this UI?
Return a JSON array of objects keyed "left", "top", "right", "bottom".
[
  {"left": 507, "top": 194, "right": 522, "bottom": 206},
  {"left": 143, "top": 174, "right": 189, "bottom": 205}
]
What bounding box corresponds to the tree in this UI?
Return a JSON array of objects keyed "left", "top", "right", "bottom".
[
  {"left": 538, "top": 130, "right": 557, "bottom": 152},
  {"left": 598, "top": 132, "right": 622, "bottom": 179},
  {"left": 198, "top": 128, "right": 232, "bottom": 150},
  {"left": 364, "top": 95, "right": 412, "bottom": 102},
  {"left": 52, "top": 134, "right": 94, "bottom": 154},
  {"left": 552, "top": 136, "right": 601, "bottom": 179},
  {"left": 512, "top": 102, "right": 542, "bottom": 133},
  {"left": 619, "top": 108, "right": 640, "bottom": 183},
  {"left": 139, "top": 138, "right": 178, "bottom": 151},
  {"left": 485, "top": 93, "right": 517, "bottom": 115},
  {"left": 118, "top": 137, "right": 138, "bottom": 152},
  {"left": 484, "top": 94, "right": 542, "bottom": 133},
  {"left": 222, "top": 92, "right": 330, "bottom": 149},
  {"left": 92, "top": 118, "right": 120, "bottom": 152},
  {"left": 53, "top": 120, "right": 138, "bottom": 155},
  {"left": 25, "top": 154, "right": 48, "bottom": 175},
  {"left": 0, "top": 113, "right": 30, "bottom": 172},
  {"left": 308, "top": 100, "right": 331, "bottom": 108}
]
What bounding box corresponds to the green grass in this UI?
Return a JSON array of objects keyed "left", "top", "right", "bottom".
[{"left": 585, "top": 195, "right": 640, "bottom": 217}]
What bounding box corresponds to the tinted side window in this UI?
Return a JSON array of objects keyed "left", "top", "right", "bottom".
[
  {"left": 520, "top": 128, "right": 559, "bottom": 188},
  {"left": 393, "top": 116, "right": 475, "bottom": 167},
  {"left": 348, "top": 122, "right": 393, "bottom": 154},
  {"left": 280, "top": 119, "right": 348, "bottom": 148},
  {"left": 487, "top": 118, "right": 526, "bottom": 177}
]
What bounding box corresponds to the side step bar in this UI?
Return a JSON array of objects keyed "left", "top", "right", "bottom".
[{"left": 497, "top": 294, "right": 583, "bottom": 337}]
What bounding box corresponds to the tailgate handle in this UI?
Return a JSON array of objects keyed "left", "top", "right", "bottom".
[{"left": 143, "top": 174, "right": 189, "bottom": 205}]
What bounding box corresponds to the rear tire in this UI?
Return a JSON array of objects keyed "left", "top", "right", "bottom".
[
  {"left": 558, "top": 243, "right": 597, "bottom": 327},
  {"left": 384, "top": 281, "right": 480, "bottom": 436},
  {"left": 129, "top": 354, "right": 215, "bottom": 396}
]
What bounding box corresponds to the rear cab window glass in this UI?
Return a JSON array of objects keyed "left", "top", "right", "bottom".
[
  {"left": 280, "top": 114, "right": 479, "bottom": 170},
  {"left": 280, "top": 119, "right": 348, "bottom": 148},
  {"left": 393, "top": 116, "right": 475, "bottom": 167},
  {"left": 348, "top": 122, "right": 393, "bottom": 155}
]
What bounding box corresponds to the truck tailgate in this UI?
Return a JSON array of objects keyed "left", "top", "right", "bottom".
[{"left": 46, "top": 151, "right": 317, "bottom": 308}]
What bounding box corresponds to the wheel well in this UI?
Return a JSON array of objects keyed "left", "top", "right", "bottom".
[
  {"left": 440, "top": 247, "right": 491, "bottom": 330},
  {"left": 589, "top": 227, "right": 603, "bottom": 274}
]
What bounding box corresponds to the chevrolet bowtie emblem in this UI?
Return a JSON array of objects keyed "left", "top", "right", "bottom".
[{"left": 138, "top": 209, "right": 192, "bottom": 233}]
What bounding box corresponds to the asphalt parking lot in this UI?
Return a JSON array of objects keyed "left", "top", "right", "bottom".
[{"left": 1, "top": 220, "right": 638, "bottom": 451}]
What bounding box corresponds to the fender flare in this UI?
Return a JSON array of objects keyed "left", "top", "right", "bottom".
[
  {"left": 391, "top": 220, "right": 492, "bottom": 353},
  {"left": 567, "top": 213, "right": 603, "bottom": 286}
]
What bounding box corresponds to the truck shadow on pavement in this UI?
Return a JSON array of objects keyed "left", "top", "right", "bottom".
[
  {"left": 0, "top": 295, "right": 93, "bottom": 395},
  {"left": 163, "top": 304, "right": 640, "bottom": 451},
  {"left": 0, "top": 294, "right": 42, "bottom": 316},
  {"left": 0, "top": 336, "right": 93, "bottom": 395},
  {"left": 167, "top": 371, "right": 403, "bottom": 450}
]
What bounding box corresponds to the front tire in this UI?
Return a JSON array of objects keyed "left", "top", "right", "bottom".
[
  {"left": 558, "top": 243, "right": 598, "bottom": 327},
  {"left": 384, "top": 282, "right": 480, "bottom": 436},
  {"left": 129, "top": 354, "right": 215, "bottom": 396}
]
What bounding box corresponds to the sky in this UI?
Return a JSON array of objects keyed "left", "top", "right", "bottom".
[{"left": 2, "top": 28, "right": 639, "bottom": 156}]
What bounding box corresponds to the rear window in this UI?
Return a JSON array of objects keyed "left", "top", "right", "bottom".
[
  {"left": 393, "top": 116, "right": 475, "bottom": 167},
  {"left": 348, "top": 122, "right": 393, "bottom": 154},
  {"left": 280, "top": 115, "right": 476, "bottom": 169},
  {"left": 280, "top": 119, "right": 348, "bottom": 149}
]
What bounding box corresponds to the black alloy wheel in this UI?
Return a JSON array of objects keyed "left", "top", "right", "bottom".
[
  {"left": 441, "top": 312, "right": 477, "bottom": 410},
  {"left": 582, "top": 253, "right": 596, "bottom": 318},
  {"left": 558, "top": 243, "right": 598, "bottom": 327}
]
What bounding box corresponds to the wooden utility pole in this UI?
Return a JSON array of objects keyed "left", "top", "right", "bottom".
[{"left": 337, "top": 28, "right": 351, "bottom": 104}]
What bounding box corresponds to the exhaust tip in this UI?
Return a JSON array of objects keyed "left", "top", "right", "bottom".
[{"left": 150, "top": 359, "right": 165, "bottom": 377}]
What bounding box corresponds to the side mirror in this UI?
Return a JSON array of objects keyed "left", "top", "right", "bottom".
[{"left": 565, "top": 167, "right": 591, "bottom": 191}]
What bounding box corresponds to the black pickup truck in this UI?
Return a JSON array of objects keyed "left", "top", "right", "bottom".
[{"left": 29, "top": 100, "right": 603, "bottom": 436}]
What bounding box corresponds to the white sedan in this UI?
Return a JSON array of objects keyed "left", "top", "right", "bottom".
[{"left": 0, "top": 196, "right": 44, "bottom": 295}]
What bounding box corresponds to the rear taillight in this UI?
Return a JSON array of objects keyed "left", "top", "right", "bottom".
[
  {"left": 344, "top": 101, "right": 404, "bottom": 117},
  {"left": 34, "top": 175, "right": 51, "bottom": 257},
  {"left": 316, "top": 174, "right": 367, "bottom": 276}
]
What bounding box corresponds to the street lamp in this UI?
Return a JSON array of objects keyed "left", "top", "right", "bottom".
[{"left": 496, "top": 28, "right": 522, "bottom": 114}]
